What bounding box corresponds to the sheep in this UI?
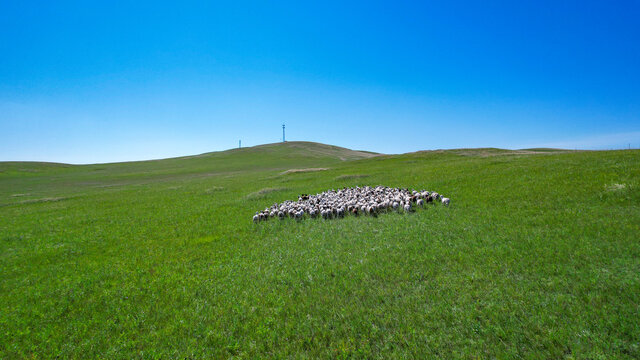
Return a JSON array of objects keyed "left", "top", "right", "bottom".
[{"left": 251, "top": 185, "right": 450, "bottom": 222}]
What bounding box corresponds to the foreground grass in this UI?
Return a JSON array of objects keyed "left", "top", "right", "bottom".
[{"left": 1, "top": 143, "right": 639, "bottom": 358}]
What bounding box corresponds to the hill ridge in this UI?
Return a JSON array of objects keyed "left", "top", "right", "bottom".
[{"left": 0, "top": 141, "right": 379, "bottom": 167}]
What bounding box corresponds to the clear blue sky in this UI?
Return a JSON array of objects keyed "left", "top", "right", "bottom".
[{"left": 1, "top": 1, "right": 639, "bottom": 163}]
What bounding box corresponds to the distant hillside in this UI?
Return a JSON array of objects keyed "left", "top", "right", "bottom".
[
  {"left": 0, "top": 141, "right": 379, "bottom": 188},
  {"left": 407, "top": 147, "right": 573, "bottom": 158},
  {"left": 197, "top": 141, "right": 379, "bottom": 161}
]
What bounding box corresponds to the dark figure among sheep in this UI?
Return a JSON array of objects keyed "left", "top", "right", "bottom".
[{"left": 252, "top": 186, "right": 450, "bottom": 222}]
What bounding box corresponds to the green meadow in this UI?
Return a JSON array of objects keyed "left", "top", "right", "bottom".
[{"left": 1, "top": 142, "right": 639, "bottom": 358}]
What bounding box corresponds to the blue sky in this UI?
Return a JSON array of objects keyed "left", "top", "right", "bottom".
[{"left": 1, "top": 1, "right": 639, "bottom": 163}]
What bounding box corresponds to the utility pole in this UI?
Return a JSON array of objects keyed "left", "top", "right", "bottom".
[{"left": 282, "top": 124, "right": 286, "bottom": 142}]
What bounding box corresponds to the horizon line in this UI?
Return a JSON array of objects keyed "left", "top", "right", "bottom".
[{"left": 3, "top": 140, "right": 639, "bottom": 166}]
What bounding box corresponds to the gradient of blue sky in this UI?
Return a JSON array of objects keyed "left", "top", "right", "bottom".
[{"left": 1, "top": 1, "right": 639, "bottom": 163}]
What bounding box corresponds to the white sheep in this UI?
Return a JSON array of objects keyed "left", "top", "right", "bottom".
[{"left": 251, "top": 185, "right": 450, "bottom": 222}]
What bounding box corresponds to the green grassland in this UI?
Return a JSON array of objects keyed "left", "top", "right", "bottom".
[{"left": 1, "top": 142, "right": 639, "bottom": 358}]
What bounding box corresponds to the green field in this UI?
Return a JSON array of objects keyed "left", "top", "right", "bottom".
[{"left": 1, "top": 142, "right": 639, "bottom": 358}]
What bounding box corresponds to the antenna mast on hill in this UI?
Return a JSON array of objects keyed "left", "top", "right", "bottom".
[{"left": 282, "top": 124, "right": 286, "bottom": 142}]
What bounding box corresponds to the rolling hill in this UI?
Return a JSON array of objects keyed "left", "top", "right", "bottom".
[
  {"left": 0, "top": 142, "right": 377, "bottom": 205},
  {"left": 1, "top": 142, "right": 638, "bottom": 358}
]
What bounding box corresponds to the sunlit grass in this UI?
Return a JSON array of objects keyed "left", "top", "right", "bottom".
[{"left": 1, "top": 144, "right": 639, "bottom": 358}]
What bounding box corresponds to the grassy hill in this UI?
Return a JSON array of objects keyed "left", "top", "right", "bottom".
[
  {"left": 0, "top": 142, "right": 376, "bottom": 205},
  {"left": 1, "top": 143, "right": 639, "bottom": 358}
]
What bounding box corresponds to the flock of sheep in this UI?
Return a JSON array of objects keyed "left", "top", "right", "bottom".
[{"left": 253, "top": 185, "right": 450, "bottom": 222}]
